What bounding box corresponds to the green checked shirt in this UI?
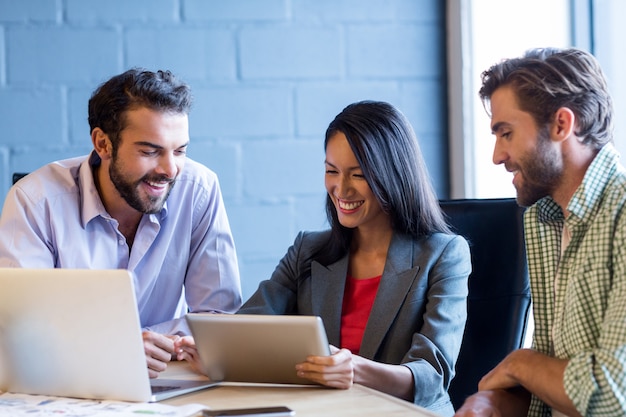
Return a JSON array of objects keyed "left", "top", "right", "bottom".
[{"left": 525, "top": 143, "right": 626, "bottom": 417}]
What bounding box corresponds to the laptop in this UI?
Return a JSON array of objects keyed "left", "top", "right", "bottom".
[
  {"left": 186, "top": 313, "right": 331, "bottom": 385},
  {"left": 0, "top": 268, "right": 217, "bottom": 402}
]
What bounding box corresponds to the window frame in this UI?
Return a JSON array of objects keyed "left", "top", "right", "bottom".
[{"left": 446, "top": 0, "right": 591, "bottom": 198}]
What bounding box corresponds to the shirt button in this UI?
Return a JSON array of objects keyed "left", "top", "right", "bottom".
[{"left": 118, "top": 239, "right": 125, "bottom": 245}]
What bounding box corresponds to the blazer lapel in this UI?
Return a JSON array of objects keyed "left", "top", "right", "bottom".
[
  {"left": 311, "top": 255, "right": 349, "bottom": 346},
  {"left": 359, "top": 234, "right": 419, "bottom": 358}
]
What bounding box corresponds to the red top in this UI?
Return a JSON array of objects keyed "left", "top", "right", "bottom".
[{"left": 340, "top": 275, "right": 382, "bottom": 354}]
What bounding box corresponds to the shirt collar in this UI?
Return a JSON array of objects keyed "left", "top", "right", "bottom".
[{"left": 78, "top": 152, "right": 107, "bottom": 228}]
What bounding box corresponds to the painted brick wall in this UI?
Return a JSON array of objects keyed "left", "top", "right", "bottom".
[{"left": 0, "top": 0, "right": 448, "bottom": 299}]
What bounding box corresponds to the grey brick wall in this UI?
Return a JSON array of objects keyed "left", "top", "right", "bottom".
[{"left": 0, "top": 0, "right": 448, "bottom": 299}]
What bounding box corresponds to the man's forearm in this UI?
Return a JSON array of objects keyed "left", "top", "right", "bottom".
[{"left": 483, "top": 349, "right": 581, "bottom": 417}]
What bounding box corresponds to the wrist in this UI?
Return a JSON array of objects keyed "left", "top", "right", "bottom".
[
  {"left": 506, "top": 349, "right": 537, "bottom": 384},
  {"left": 350, "top": 352, "right": 366, "bottom": 385}
]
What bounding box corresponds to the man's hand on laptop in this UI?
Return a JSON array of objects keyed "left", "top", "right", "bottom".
[{"left": 142, "top": 330, "right": 179, "bottom": 378}]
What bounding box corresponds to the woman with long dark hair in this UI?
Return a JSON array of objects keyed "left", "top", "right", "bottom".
[{"left": 240, "top": 100, "right": 471, "bottom": 415}]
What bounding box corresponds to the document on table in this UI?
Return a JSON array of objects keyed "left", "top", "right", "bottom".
[{"left": 0, "top": 392, "right": 207, "bottom": 417}]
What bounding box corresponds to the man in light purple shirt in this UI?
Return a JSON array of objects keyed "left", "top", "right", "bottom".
[{"left": 0, "top": 68, "right": 242, "bottom": 377}]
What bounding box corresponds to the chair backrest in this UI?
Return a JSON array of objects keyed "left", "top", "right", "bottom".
[
  {"left": 12, "top": 172, "right": 28, "bottom": 185},
  {"left": 440, "top": 198, "right": 531, "bottom": 410}
]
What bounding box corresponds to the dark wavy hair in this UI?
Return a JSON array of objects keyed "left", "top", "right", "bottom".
[
  {"left": 479, "top": 47, "right": 613, "bottom": 148},
  {"left": 88, "top": 68, "right": 193, "bottom": 149},
  {"left": 319, "top": 100, "right": 450, "bottom": 261}
]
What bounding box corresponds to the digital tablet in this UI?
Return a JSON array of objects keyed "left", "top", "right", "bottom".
[{"left": 186, "top": 314, "right": 330, "bottom": 385}]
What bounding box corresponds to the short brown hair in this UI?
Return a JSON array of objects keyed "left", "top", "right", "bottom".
[
  {"left": 479, "top": 48, "right": 613, "bottom": 148},
  {"left": 88, "top": 68, "right": 193, "bottom": 149}
]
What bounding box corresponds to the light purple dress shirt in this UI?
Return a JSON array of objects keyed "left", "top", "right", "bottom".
[{"left": 0, "top": 152, "right": 242, "bottom": 335}]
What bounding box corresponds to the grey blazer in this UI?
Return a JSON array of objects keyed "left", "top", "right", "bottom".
[{"left": 239, "top": 230, "right": 471, "bottom": 415}]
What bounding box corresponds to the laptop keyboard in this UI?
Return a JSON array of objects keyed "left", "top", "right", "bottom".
[{"left": 151, "top": 384, "right": 180, "bottom": 393}]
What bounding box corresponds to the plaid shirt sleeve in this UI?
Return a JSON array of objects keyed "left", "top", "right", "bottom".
[{"left": 561, "top": 194, "right": 626, "bottom": 415}]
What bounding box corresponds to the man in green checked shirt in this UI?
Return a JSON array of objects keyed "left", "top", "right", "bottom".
[{"left": 455, "top": 48, "right": 626, "bottom": 417}]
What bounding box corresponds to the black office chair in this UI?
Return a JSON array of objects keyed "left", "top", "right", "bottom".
[
  {"left": 12, "top": 172, "right": 29, "bottom": 185},
  {"left": 439, "top": 198, "right": 531, "bottom": 410}
]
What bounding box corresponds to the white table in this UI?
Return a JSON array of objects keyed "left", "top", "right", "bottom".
[{"left": 161, "top": 362, "right": 441, "bottom": 417}]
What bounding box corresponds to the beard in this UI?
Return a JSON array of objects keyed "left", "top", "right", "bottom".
[
  {"left": 109, "top": 156, "right": 175, "bottom": 214},
  {"left": 510, "top": 127, "right": 563, "bottom": 207}
]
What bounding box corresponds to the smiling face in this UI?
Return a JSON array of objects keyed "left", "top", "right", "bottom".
[
  {"left": 490, "top": 86, "right": 564, "bottom": 207},
  {"left": 99, "top": 107, "right": 189, "bottom": 215},
  {"left": 324, "top": 132, "right": 389, "bottom": 231}
]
